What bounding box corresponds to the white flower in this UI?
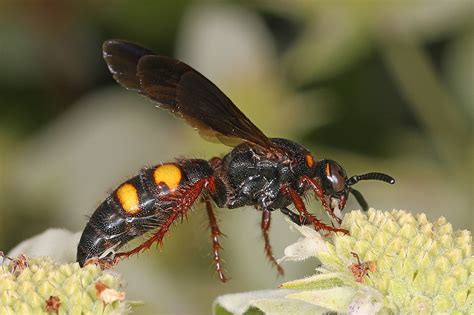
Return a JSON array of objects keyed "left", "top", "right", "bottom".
[
  {"left": 7, "top": 228, "right": 81, "bottom": 263},
  {"left": 277, "top": 218, "right": 328, "bottom": 264}
]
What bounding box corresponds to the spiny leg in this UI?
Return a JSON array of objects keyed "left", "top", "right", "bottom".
[
  {"left": 204, "top": 197, "right": 227, "bottom": 283},
  {"left": 114, "top": 179, "right": 209, "bottom": 261},
  {"left": 282, "top": 185, "right": 348, "bottom": 234},
  {"left": 261, "top": 209, "right": 284, "bottom": 276},
  {"left": 280, "top": 207, "right": 309, "bottom": 226},
  {"left": 300, "top": 176, "right": 343, "bottom": 225},
  {"left": 114, "top": 211, "right": 179, "bottom": 260}
]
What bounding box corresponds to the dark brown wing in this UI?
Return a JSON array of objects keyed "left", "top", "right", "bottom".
[{"left": 103, "top": 39, "right": 274, "bottom": 149}]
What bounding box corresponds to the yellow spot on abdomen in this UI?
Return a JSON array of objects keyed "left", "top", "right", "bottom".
[
  {"left": 116, "top": 183, "right": 140, "bottom": 215},
  {"left": 153, "top": 164, "right": 182, "bottom": 190}
]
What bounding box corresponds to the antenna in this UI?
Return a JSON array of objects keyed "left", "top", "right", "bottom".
[
  {"left": 349, "top": 188, "right": 369, "bottom": 211},
  {"left": 346, "top": 172, "right": 395, "bottom": 187}
]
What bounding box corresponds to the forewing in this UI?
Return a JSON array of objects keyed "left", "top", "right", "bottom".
[
  {"left": 103, "top": 39, "right": 273, "bottom": 149},
  {"left": 102, "top": 40, "right": 155, "bottom": 90}
]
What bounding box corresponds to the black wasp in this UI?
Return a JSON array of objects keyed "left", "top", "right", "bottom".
[{"left": 77, "top": 40, "right": 395, "bottom": 282}]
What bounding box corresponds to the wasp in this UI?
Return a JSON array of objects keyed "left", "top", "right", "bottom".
[{"left": 77, "top": 40, "right": 395, "bottom": 282}]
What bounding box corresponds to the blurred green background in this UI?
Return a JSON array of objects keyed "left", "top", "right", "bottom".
[{"left": 0, "top": 1, "right": 472, "bottom": 314}]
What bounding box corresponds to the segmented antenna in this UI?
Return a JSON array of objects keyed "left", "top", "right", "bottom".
[{"left": 346, "top": 172, "right": 395, "bottom": 186}]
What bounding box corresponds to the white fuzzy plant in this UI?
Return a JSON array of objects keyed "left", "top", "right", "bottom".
[
  {"left": 0, "top": 209, "right": 471, "bottom": 314},
  {"left": 0, "top": 229, "right": 137, "bottom": 314},
  {"left": 214, "top": 209, "right": 473, "bottom": 315}
]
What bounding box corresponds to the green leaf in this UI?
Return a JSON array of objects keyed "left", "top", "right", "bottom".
[
  {"left": 280, "top": 272, "right": 345, "bottom": 290},
  {"left": 213, "top": 289, "right": 327, "bottom": 315},
  {"left": 286, "top": 286, "right": 357, "bottom": 313}
]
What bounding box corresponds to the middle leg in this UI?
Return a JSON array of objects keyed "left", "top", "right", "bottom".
[{"left": 261, "top": 209, "right": 284, "bottom": 276}]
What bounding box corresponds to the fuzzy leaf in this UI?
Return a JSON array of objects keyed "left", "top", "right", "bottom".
[
  {"left": 286, "top": 286, "right": 357, "bottom": 312},
  {"left": 280, "top": 272, "right": 345, "bottom": 290},
  {"left": 213, "top": 289, "right": 326, "bottom": 315}
]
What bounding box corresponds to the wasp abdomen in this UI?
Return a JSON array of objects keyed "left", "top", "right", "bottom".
[
  {"left": 77, "top": 162, "right": 193, "bottom": 266},
  {"left": 77, "top": 160, "right": 218, "bottom": 266}
]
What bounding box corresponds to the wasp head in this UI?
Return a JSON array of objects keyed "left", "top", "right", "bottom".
[{"left": 316, "top": 159, "right": 395, "bottom": 212}]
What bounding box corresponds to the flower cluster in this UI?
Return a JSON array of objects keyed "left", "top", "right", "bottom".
[
  {"left": 0, "top": 256, "right": 130, "bottom": 314},
  {"left": 215, "top": 209, "right": 473, "bottom": 314}
]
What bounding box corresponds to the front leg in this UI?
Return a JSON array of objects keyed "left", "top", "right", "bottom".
[
  {"left": 300, "top": 176, "right": 343, "bottom": 225},
  {"left": 281, "top": 185, "right": 348, "bottom": 234},
  {"left": 280, "top": 207, "right": 309, "bottom": 226}
]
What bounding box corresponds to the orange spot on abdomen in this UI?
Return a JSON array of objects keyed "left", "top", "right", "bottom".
[
  {"left": 153, "top": 164, "right": 182, "bottom": 190},
  {"left": 116, "top": 183, "right": 140, "bottom": 215}
]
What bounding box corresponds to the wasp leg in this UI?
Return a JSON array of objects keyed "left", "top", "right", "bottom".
[
  {"left": 300, "top": 176, "right": 343, "bottom": 225},
  {"left": 280, "top": 207, "right": 309, "bottom": 226},
  {"left": 115, "top": 178, "right": 211, "bottom": 260},
  {"left": 261, "top": 209, "right": 284, "bottom": 276},
  {"left": 282, "top": 186, "right": 348, "bottom": 234},
  {"left": 204, "top": 197, "right": 228, "bottom": 283}
]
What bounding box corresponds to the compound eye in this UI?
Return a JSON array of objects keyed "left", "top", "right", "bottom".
[{"left": 323, "top": 160, "right": 347, "bottom": 194}]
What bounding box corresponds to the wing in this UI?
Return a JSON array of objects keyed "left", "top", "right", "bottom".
[{"left": 103, "top": 39, "right": 274, "bottom": 149}]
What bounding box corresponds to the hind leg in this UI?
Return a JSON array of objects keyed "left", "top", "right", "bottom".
[
  {"left": 204, "top": 197, "right": 227, "bottom": 282},
  {"left": 114, "top": 178, "right": 211, "bottom": 260}
]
